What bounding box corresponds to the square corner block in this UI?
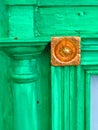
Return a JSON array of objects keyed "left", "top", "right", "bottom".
[{"left": 51, "top": 37, "right": 81, "bottom": 66}]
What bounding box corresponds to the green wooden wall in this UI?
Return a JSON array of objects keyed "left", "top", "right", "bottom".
[{"left": 0, "top": 0, "right": 98, "bottom": 130}]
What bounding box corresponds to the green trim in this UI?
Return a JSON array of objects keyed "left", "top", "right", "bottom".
[
  {"left": 76, "top": 66, "right": 84, "bottom": 130},
  {"left": 52, "top": 65, "right": 98, "bottom": 130},
  {"left": 38, "top": 0, "right": 98, "bottom": 6},
  {"left": 51, "top": 38, "right": 98, "bottom": 130},
  {"left": 64, "top": 67, "right": 70, "bottom": 130},
  {"left": 0, "top": 38, "right": 49, "bottom": 46},
  {"left": 69, "top": 67, "right": 77, "bottom": 130},
  {"left": 5, "top": 0, "right": 36, "bottom": 5},
  {"left": 35, "top": 7, "right": 98, "bottom": 37},
  {"left": 51, "top": 67, "right": 64, "bottom": 130},
  {"left": 85, "top": 71, "right": 90, "bottom": 130}
]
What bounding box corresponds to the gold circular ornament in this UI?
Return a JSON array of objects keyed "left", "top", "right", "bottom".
[{"left": 54, "top": 38, "right": 77, "bottom": 62}]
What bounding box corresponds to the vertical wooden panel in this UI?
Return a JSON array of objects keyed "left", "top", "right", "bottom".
[
  {"left": 51, "top": 66, "right": 85, "bottom": 130},
  {"left": 52, "top": 66, "right": 79, "bottom": 130},
  {"left": 64, "top": 67, "right": 70, "bottom": 130},
  {"left": 77, "top": 66, "right": 84, "bottom": 130},
  {"left": 69, "top": 67, "right": 77, "bottom": 130},
  {"left": 51, "top": 67, "right": 64, "bottom": 130}
]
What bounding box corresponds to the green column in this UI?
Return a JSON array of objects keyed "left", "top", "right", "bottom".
[
  {"left": 3, "top": 46, "right": 44, "bottom": 130},
  {"left": 12, "top": 58, "right": 38, "bottom": 130}
]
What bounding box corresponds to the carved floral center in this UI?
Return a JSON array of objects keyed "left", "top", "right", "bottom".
[
  {"left": 54, "top": 38, "right": 77, "bottom": 62},
  {"left": 61, "top": 47, "right": 72, "bottom": 56}
]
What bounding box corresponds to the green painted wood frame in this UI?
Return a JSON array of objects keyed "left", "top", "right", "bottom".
[
  {"left": 51, "top": 38, "right": 98, "bottom": 130},
  {"left": 0, "top": 38, "right": 51, "bottom": 130},
  {"left": 1, "top": 0, "right": 98, "bottom": 130}
]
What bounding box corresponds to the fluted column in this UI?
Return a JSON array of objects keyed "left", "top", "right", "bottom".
[{"left": 2, "top": 45, "right": 45, "bottom": 130}]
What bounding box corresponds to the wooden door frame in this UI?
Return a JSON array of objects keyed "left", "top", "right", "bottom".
[{"left": 51, "top": 38, "right": 98, "bottom": 130}]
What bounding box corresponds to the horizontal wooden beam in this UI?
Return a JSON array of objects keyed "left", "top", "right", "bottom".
[
  {"left": 38, "top": 0, "right": 98, "bottom": 6},
  {"left": 5, "top": 0, "right": 36, "bottom": 5},
  {"left": 35, "top": 7, "right": 98, "bottom": 37}
]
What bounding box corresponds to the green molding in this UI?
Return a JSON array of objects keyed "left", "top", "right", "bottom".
[
  {"left": 51, "top": 66, "right": 85, "bottom": 130},
  {"left": 0, "top": 38, "right": 49, "bottom": 46},
  {"left": 51, "top": 38, "right": 98, "bottom": 130},
  {"left": 0, "top": 44, "right": 43, "bottom": 130},
  {"left": 51, "top": 67, "right": 65, "bottom": 130},
  {"left": 51, "top": 65, "right": 98, "bottom": 130},
  {"left": 38, "top": 0, "right": 98, "bottom": 6},
  {"left": 0, "top": 41, "right": 51, "bottom": 130},
  {"left": 0, "top": 37, "right": 50, "bottom": 130},
  {"left": 5, "top": 0, "right": 36, "bottom": 5}
]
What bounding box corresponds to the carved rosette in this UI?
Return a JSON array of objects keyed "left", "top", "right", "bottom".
[{"left": 51, "top": 37, "right": 81, "bottom": 66}]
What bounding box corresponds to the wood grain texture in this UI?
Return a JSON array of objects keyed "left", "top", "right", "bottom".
[{"left": 35, "top": 7, "right": 98, "bottom": 37}]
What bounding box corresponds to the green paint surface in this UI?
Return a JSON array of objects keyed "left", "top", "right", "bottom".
[
  {"left": 0, "top": 51, "right": 13, "bottom": 130},
  {"left": 35, "top": 7, "right": 98, "bottom": 37},
  {"left": 5, "top": 0, "right": 36, "bottom": 5},
  {"left": 0, "top": 44, "right": 51, "bottom": 130},
  {"left": 9, "top": 6, "right": 35, "bottom": 39},
  {"left": 38, "top": 0, "right": 98, "bottom": 6},
  {"left": 52, "top": 39, "right": 98, "bottom": 130},
  {"left": 0, "top": 0, "right": 8, "bottom": 37},
  {"left": 0, "top": 0, "right": 98, "bottom": 130}
]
